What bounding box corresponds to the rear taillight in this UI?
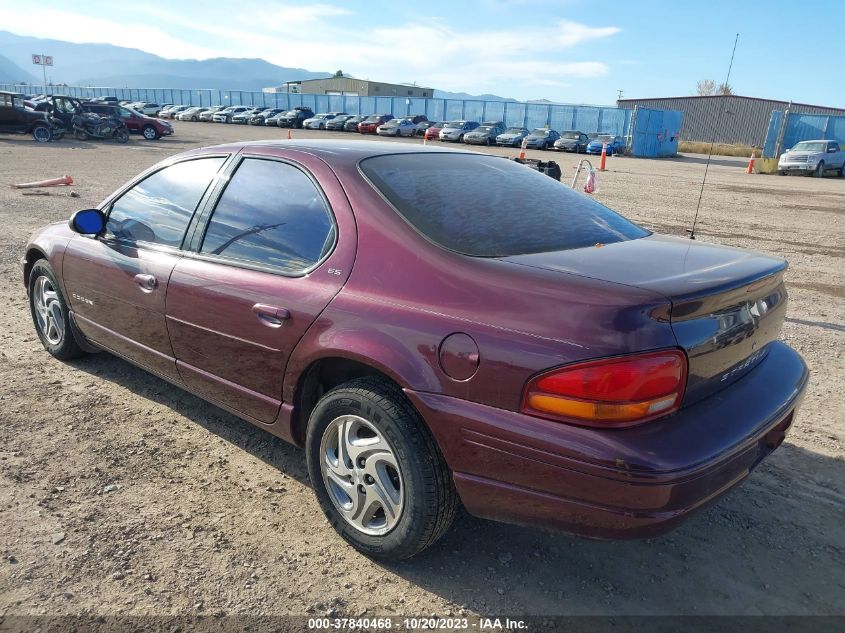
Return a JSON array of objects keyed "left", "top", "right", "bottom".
[{"left": 521, "top": 350, "right": 688, "bottom": 428}]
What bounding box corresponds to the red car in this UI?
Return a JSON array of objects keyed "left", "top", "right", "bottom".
[
  {"left": 424, "top": 121, "right": 448, "bottom": 141},
  {"left": 22, "top": 140, "right": 808, "bottom": 561},
  {"left": 358, "top": 114, "right": 392, "bottom": 134},
  {"left": 83, "top": 102, "right": 174, "bottom": 140}
]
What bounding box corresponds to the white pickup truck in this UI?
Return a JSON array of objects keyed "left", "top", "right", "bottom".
[{"left": 778, "top": 139, "right": 845, "bottom": 177}]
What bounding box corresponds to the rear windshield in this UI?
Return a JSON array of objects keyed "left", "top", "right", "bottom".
[{"left": 360, "top": 153, "right": 649, "bottom": 257}]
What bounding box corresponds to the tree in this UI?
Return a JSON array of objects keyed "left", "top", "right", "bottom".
[
  {"left": 717, "top": 83, "right": 734, "bottom": 95},
  {"left": 334, "top": 70, "right": 344, "bottom": 77},
  {"left": 696, "top": 79, "right": 716, "bottom": 96}
]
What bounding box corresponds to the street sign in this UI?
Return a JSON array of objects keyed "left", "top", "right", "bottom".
[
  {"left": 44, "top": 56, "right": 53, "bottom": 66},
  {"left": 32, "top": 54, "right": 42, "bottom": 65}
]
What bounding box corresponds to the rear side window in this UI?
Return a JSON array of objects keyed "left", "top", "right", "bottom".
[
  {"left": 360, "top": 153, "right": 649, "bottom": 257},
  {"left": 107, "top": 157, "right": 225, "bottom": 247},
  {"left": 200, "top": 158, "right": 335, "bottom": 274}
]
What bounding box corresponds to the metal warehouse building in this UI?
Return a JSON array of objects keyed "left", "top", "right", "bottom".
[
  {"left": 617, "top": 95, "right": 845, "bottom": 146},
  {"left": 279, "top": 77, "right": 434, "bottom": 98}
]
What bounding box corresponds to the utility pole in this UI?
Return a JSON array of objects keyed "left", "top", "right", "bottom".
[{"left": 617, "top": 89, "right": 624, "bottom": 101}]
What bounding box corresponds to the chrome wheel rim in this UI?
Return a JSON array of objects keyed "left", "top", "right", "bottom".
[
  {"left": 320, "top": 414, "right": 404, "bottom": 536},
  {"left": 33, "top": 276, "right": 64, "bottom": 345}
]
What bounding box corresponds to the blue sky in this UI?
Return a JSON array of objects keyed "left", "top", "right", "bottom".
[{"left": 0, "top": 0, "right": 841, "bottom": 106}]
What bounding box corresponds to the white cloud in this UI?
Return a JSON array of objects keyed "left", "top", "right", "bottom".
[
  {"left": 556, "top": 20, "right": 621, "bottom": 47},
  {"left": 0, "top": 2, "right": 620, "bottom": 99},
  {"left": 0, "top": 7, "right": 218, "bottom": 60}
]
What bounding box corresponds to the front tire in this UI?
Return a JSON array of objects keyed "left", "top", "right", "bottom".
[
  {"left": 32, "top": 123, "right": 53, "bottom": 142},
  {"left": 814, "top": 161, "right": 825, "bottom": 177},
  {"left": 306, "top": 377, "right": 457, "bottom": 561},
  {"left": 28, "top": 261, "right": 86, "bottom": 360},
  {"left": 142, "top": 125, "right": 159, "bottom": 140}
]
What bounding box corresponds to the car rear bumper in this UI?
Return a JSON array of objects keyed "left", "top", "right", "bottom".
[{"left": 405, "top": 341, "right": 808, "bottom": 538}]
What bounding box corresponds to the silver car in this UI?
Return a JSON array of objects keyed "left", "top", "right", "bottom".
[
  {"left": 463, "top": 122, "right": 505, "bottom": 145},
  {"left": 212, "top": 106, "right": 249, "bottom": 123},
  {"left": 377, "top": 118, "right": 417, "bottom": 137},
  {"left": 496, "top": 127, "right": 529, "bottom": 147},
  {"left": 199, "top": 106, "right": 224, "bottom": 122},
  {"left": 439, "top": 120, "right": 480, "bottom": 142},
  {"left": 302, "top": 113, "right": 338, "bottom": 130},
  {"left": 177, "top": 107, "right": 209, "bottom": 122}
]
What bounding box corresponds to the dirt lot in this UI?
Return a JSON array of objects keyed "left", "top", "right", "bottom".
[{"left": 0, "top": 123, "right": 843, "bottom": 626}]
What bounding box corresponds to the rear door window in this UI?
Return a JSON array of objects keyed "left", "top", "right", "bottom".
[
  {"left": 360, "top": 153, "right": 649, "bottom": 257},
  {"left": 199, "top": 158, "right": 335, "bottom": 274}
]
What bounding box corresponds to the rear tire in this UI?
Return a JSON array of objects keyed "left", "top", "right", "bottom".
[
  {"left": 28, "top": 260, "right": 86, "bottom": 360},
  {"left": 306, "top": 377, "right": 457, "bottom": 561}
]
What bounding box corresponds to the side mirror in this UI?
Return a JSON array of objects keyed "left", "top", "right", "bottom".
[{"left": 69, "top": 208, "right": 105, "bottom": 235}]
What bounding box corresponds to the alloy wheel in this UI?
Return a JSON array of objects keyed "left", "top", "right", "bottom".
[
  {"left": 319, "top": 414, "right": 404, "bottom": 536},
  {"left": 32, "top": 276, "right": 65, "bottom": 346},
  {"left": 32, "top": 125, "right": 52, "bottom": 142}
]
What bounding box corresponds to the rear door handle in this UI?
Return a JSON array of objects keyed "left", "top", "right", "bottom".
[
  {"left": 133, "top": 273, "right": 157, "bottom": 292},
  {"left": 252, "top": 303, "right": 291, "bottom": 328}
]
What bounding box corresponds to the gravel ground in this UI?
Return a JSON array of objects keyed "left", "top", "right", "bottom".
[{"left": 0, "top": 123, "right": 843, "bottom": 626}]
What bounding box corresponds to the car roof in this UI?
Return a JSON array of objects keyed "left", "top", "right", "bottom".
[{"left": 186, "top": 139, "right": 477, "bottom": 171}]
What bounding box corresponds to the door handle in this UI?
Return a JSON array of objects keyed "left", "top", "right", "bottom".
[
  {"left": 133, "top": 273, "right": 157, "bottom": 292},
  {"left": 252, "top": 303, "right": 291, "bottom": 328}
]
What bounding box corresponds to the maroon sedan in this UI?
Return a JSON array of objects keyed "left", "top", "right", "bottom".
[
  {"left": 358, "top": 114, "right": 392, "bottom": 134},
  {"left": 22, "top": 140, "right": 808, "bottom": 561},
  {"left": 83, "top": 102, "right": 173, "bottom": 140}
]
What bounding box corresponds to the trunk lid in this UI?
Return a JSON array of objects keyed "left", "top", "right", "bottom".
[{"left": 504, "top": 234, "right": 789, "bottom": 405}]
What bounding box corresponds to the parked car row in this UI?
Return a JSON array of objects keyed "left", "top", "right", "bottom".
[
  {"left": 417, "top": 121, "right": 627, "bottom": 153},
  {"left": 59, "top": 99, "right": 627, "bottom": 153}
]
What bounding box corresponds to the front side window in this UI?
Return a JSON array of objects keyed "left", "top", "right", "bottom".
[
  {"left": 107, "top": 157, "right": 225, "bottom": 247},
  {"left": 360, "top": 153, "right": 649, "bottom": 257},
  {"left": 200, "top": 158, "right": 335, "bottom": 274}
]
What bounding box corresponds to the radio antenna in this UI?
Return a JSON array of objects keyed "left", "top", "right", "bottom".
[{"left": 688, "top": 33, "right": 739, "bottom": 240}]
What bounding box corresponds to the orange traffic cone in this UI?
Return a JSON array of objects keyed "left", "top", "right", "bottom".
[
  {"left": 12, "top": 175, "right": 73, "bottom": 189},
  {"left": 598, "top": 144, "right": 607, "bottom": 171},
  {"left": 518, "top": 138, "right": 528, "bottom": 160},
  {"left": 746, "top": 151, "right": 756, "bottom": 174},
  {"left": 287, "top": 129, "right": 292, "bottom": 140}
]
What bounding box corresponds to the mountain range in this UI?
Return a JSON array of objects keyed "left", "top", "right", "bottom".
[{"left": 0, "top": 30, "right": 511, "bottom": 101}]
